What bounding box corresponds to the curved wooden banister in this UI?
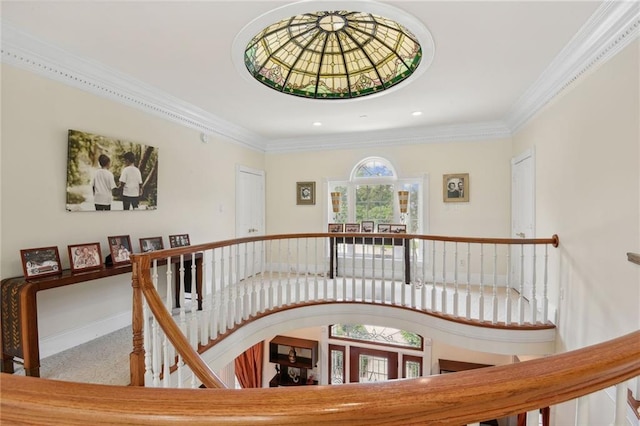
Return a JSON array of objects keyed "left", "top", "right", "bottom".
[
  {"left": 2, "top": 330, "right": 638, "bottom": 425},
  {"left": 130, "top": 255, "right": 227, "bottom": 389},
  {"left": 129, "top": 232, "right": 561, "bottom": 386},
  {"left": 138, "top": 233, "right": 560, "bottom": 263}
]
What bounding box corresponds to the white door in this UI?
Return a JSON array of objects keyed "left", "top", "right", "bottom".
[
  {"left": 236, "top": 166, "right": 265, "bottom": 279},
  {"left": 511, "top": 149, "right": 535, "bottom": 300}
]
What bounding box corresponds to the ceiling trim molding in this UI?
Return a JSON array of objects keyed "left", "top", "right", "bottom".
[
  {"left": 506, "top": 0, "right": 640, "bottom": 133},
  {"left": 0, "top": 21, "right": 267, "bottom": 152},
  {"left": 1, "top": 1, "right": 637, "bottom": 152},
  {"left": 265, "top": 121, "right": 512, "bottom": 153}
]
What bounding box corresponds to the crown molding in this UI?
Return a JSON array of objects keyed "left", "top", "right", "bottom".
[
  {"left": 506, "top": 0, "right": 640, "bottom": 133},
  {"left": 265, "top": 121, "right": 512, "bottom": 153},
  {"left": 0, "top": 21, "right": 267, "bottom": 152},
  {"left": 1, "top": 0, "right": 637, "bottom": 153}
]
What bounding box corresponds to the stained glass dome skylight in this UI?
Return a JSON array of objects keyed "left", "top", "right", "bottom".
[{"left": 243, "top": 10, "right": 424, "bottom": 99}]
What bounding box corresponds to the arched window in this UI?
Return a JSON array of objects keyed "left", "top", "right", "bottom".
[{"left": 328, "top": 157, "right": 426, "bottom": 234}]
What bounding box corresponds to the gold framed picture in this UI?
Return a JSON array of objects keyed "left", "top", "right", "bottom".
[
  {"left": 443, "top": 173, "right": 469, "bottom": 202},
  {"left": 296, "top": 181, "right": 316, "bottom": 205}
]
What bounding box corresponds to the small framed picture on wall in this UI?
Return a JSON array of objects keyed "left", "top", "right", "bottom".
[
  {"left": 443, "top": 173, "right": 469, "bottom": 202},
  {"left": 296, "top": 181, "right": 316, "bottom": 205}
]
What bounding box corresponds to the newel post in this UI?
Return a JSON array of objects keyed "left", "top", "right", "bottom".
[{"left": 129, "top": 254, "right": 146, "bottom": 386}]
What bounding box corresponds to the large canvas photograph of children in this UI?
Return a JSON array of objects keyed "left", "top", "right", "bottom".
[{"left": 66, "top": 129, "right": 159, "bottom": 212}]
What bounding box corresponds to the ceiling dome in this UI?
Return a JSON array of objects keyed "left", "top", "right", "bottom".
[{"left": 244, "top": 10, "right": 424, "bottom": 99}]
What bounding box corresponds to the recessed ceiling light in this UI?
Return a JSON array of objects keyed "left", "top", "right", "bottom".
[
  {"left": 412, "top": 111, "right": 423, "bottom": 116},
  {"left": 313, "top": 122, "right": 322, "bottom": 126}
]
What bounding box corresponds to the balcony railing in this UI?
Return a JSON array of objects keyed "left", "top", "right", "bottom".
[
  {"left": 2, "top": 330, "right": 638, "bottom": 425},
  {"left": 128, "top": 232, "right": 560, "bottom": 388},
  {"left": 2, "top": 234, "right": 639, "bottom": 424}
]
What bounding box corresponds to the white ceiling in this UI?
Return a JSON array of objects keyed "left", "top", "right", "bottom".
[{"left": 1, "top": 1, "right": 636, "bottom": 152}]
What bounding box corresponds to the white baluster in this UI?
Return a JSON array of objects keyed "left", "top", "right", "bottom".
[
  {"left": 478, "top": 244, "right": 484, "bottom": 321},
  {"left": 543, "top": 244, "right": 549, "bottom": 323},
  {"left": 491, "top": 244, "right": 498, "bottom": 324},
  {"left": 442, "top": 242, "right": 447, "bottom": 314},
  {"left": 526, "top": 410, "right": 538, "bottom": 425},
  {"left": 505, "top": 245, "right": 512, "bottom": 325},
  {"left": 342, "top": 239, "right": 348, "bottom": 301},
  {"left": 613, "top": 382, "right": 628, "bottom": 426},
  {"left": 235, "top": 244, "right": 242, "bottom": 325},
  {"left": 431, "top": 240, "right": 437, "bottom": 311},
  {"left": 371, "top": 243, "right": 378, "bottom": 303},
  {"left": 351, "top": 236, "right": 356, "bottom": 302},
  {"left": 421, "top": 239, "right": 427, "bottom": 311},
  {"left": 304, "top": 238, "right": 309, "bottom": 303},
  {"left": 361, "top": 238, "right": 366, "bottom": 302},
  {"left": 381, "top": 244, "right": 387, "bottom": 304},
  {"left": 453, "top": 242, "right": 459, "bottom": 316},
  {"left": 295, "top": 238, "right": 301, "bottom": 304},
  {"left": 518, "top": 244, "right": 525, "bottom": 325},
  {"left": 530, "top": 245, "right": 537, "bottom": 324},
  {"left": 411, "top": 238, "right": 416, "bottom": 309},
  {"left": 165, "top": 256, "right": 175, "bottom": 362},
  {"left": 391, "top": 237, "right": 397, "bottom": 306},
  {"left": 465, "top": 243, "right": 471, "bottom": 319},
  {"left": 199, "top": 251, "right": 209, "bottom": 345},
  {"left": 143, "top": 260, "right": 157, "bottom": 386}
]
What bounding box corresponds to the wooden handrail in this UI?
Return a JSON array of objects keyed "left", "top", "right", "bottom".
[
  {"left": 130, "top": 254, "right": 226, "bottom": 389},
  {"left": 628, "top": 252, "right": 640, "bottom": 266},
  {"left": 137, "top": 233, "right": 560, "bottom": 263},
  {"left": 2, "top": 330, "right": 638, "bottom": 425},
  {"left": 129, "top": 233, "right": 561, "bottom": 386}
]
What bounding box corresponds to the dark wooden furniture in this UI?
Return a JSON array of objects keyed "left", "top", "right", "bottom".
[
  {"left": 329, "top": 236, "right": 411, "bottom": 284},
  {"left": 439, "top": 358, "right": 493, "bottom": 374},
  {"left": 1, "top": 255, "right": 201, "bottom": 377},
  {"left": 268, "top": 335, "right": 318, "bottom": 387}
]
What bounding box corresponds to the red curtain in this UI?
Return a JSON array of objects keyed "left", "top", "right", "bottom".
[{"left": 234, "top": 341, "right": 263, "bottom": 388}]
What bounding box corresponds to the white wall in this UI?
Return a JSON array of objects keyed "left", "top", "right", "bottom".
[
  {"left": 512, "top": 40, "right": 640, "bottom": 425},
  {"left": 265, "top": 139, "right": 512, "bottom": 237},
  {"left": 0, "top": 64, "right": 265, "bottom": 353}
]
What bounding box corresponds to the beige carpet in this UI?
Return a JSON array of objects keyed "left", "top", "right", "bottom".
[{"left": 12, "top": 326, "right": 131, "bottom": 386}]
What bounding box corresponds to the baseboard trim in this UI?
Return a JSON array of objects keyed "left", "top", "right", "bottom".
[{"left": 39, "top": 311, "right": 132, "bottom": 359}]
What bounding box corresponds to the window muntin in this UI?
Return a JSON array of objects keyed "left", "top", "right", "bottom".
[
  {"left": 330, "top": 324, "right": 422, "bottom": 349},
  {"left": 329, "top": 158, "right": 424, "bottom": 234}
]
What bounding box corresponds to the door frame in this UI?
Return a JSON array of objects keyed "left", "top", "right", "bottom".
[
  {"left": 511, "top": 148, "right": 536, "bottom": 299},
  {"left": 235, "top": 165, "right": 265, "bottom": 238}
]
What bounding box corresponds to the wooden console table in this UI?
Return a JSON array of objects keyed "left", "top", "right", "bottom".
[
  {"left": 329, "top": 236, "right": 411, "bottom": 284},
  {"left": 1, "top": 255, "right": 201, "bottom": 377}
]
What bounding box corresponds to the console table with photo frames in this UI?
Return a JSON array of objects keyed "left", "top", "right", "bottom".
[
  {"left": 328, "top": 222, "right": 411, "bottom": 284},
  {"left": 0, "top": 233, "right": 198, "bottom": 378}
]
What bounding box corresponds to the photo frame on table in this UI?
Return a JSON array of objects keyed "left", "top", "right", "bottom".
[
  {"left": 169, "top": 234, "right": 191, "bottom": 248},
  {"left": 344, "top": 223, "right": 361, "bottom": 233},
  {"left": 377, "top": 224, "right": 392, "bottom": 233},
  {"left": 296, "top": 181, "right": 316, "bottom": 205},
  {"left": 20, "top": 246, "right": 62, "bottom": 279},
  {"left": 443, "top": 173, "right": 469, "bottom": 203},
  {"left": 139, "top": 236, "right": 164, "bottom": 253},
  {"left": 361, "top": 221, "right": 374, "bottom": 233},
  {"left": 390, "top": 224, "right": 407, "bottom": 234},
  {"left": 328, "top": 223, "right": 344, "bottom": 233},
  {"left": 68, "top": 242, "right": 103, "bottom": 272},
  {"left": 107, "top": 235, "right": 132, "bottom": 266}
]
